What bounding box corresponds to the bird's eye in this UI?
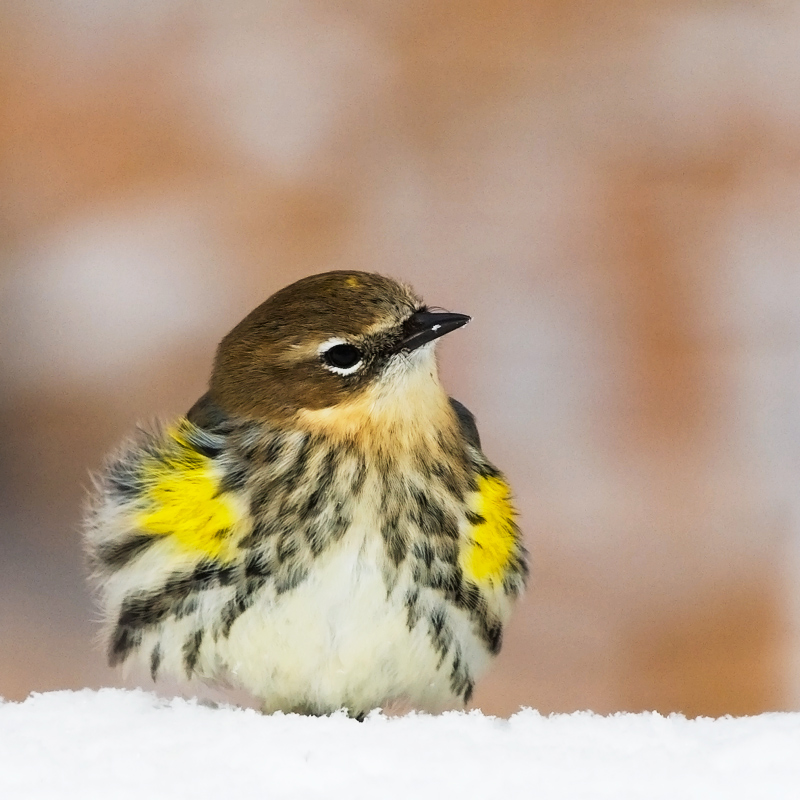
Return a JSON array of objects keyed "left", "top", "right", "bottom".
[{"left": 322, "top": 343, "right": 363, "bottom": 374}]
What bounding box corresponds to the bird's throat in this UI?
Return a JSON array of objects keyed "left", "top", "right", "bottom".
[{"left": 294, "top": 359, "right": 456, "bottom": 454}]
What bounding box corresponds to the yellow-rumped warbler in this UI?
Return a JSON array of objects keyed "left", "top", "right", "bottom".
[{"left": 84, "top": 271, "right": 527, "bottom": 717}]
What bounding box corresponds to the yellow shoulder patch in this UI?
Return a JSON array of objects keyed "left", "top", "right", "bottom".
[
  {"left": 462, "top": 474, "right": 518, "bottom": 584},
  {"left": 136, "top": 426, "right": 239, "bottom": 561}
]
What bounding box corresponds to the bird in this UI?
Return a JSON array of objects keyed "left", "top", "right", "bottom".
[{"left": 84, "top": 270, "right": 528, "bottom": 718}]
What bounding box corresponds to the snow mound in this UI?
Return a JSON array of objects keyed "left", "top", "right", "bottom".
[{"left": 2, "top": 689, "right": 799, "bottom": 799}]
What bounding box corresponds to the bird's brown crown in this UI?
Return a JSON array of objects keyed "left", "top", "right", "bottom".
[{"left": 209, "top": 271, "right": 424, "bottom": 424}]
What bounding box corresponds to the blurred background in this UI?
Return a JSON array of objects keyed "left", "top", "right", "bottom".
[{"left": 2, "top": 0, "right": 800, "bottom": 718}]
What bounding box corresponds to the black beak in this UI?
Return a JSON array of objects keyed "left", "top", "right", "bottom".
[{"left": 395, "top": 310, "right": 471, "bottom": 353}]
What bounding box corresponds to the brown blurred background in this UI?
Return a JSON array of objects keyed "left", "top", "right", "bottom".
[{"left": 2, "top": 1, "right": 800, "bottom": 718}]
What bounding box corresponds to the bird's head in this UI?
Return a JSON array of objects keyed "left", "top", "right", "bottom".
[{"left": 208, "top": 271, "right": 470, "bottom": 436}]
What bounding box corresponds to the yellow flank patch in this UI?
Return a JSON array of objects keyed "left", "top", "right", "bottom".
[
  {"left": 463, "top": 475, "right": 517, "bottom": 584},
  {"left": 136, "top": 426, "right": 238, "bottom": 561}
]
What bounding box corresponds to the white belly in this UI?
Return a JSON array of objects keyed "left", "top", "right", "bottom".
[{"left": 213, "top": 530, "right": 489, "bottom": 714}]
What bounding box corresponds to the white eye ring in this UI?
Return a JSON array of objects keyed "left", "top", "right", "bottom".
[{"left": 318, "top": 337, "right": 364, "bottom": 376}]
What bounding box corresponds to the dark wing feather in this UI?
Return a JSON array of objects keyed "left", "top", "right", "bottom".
[
  {"left": 449, "top": 397, "right": 481, "bottom": 450},
  {"left": 187, "top": 392, "right": 231, "bottom": 432}
]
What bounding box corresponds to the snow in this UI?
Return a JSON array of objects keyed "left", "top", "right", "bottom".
[{"left": 2, "top": 690, "right": 799, "bottom": 799}]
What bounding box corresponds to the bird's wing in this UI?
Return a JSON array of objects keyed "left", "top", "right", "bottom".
[
  {"left": 186, "top": 392, "right": 230, "bottom": 431},
  {"left": 448, "top": 396, "right": 529, "bottom": 595},
  {"left": 448, "top": 396, "right": 481, "bottom": 450}
]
